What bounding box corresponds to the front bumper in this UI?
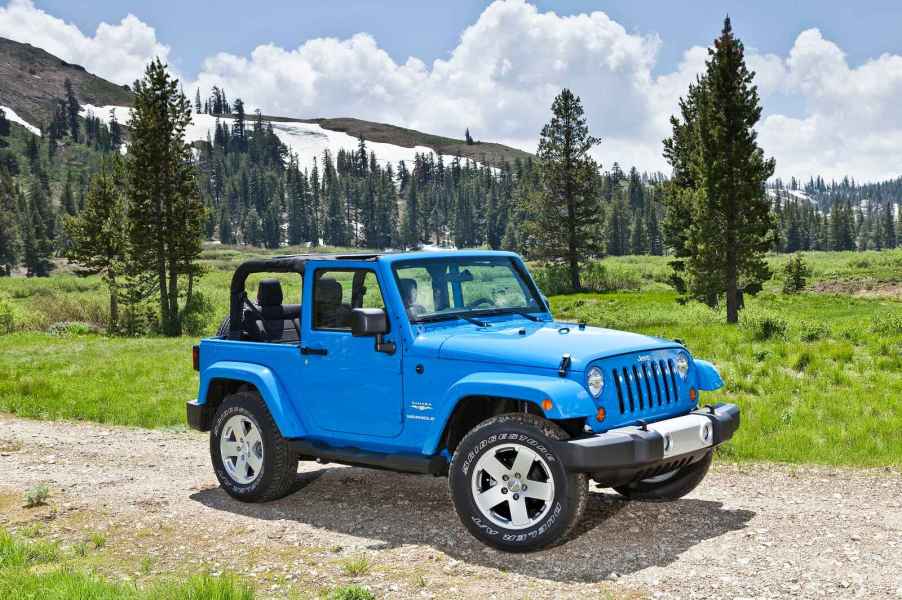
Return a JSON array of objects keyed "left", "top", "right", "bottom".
[{"left": 553, "top": 403, "right": 739, "bottom": 481}]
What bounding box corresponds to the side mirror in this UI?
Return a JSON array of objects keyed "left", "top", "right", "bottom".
[
  {"left": 351, "top": 308, "right": 395, "bottom": 355},
  {"left": 351, "top": 308, "right": 389, "bottom": 336}
]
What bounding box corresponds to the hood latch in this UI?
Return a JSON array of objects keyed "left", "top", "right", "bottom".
[{"left": 558, "top": 353, "right": 572, "bottom": 377}]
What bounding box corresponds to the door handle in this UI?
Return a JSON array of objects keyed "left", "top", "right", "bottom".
[{"left": 300, "top": 346, "right": 328, "bottom": 356}]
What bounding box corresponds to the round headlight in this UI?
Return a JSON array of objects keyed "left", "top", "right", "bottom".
[
  {"left": 587, "top": 367, "right": 604, "bottom": 398},
  {"left": 676, "top": 353, "right": 690, "bottom": 379}
]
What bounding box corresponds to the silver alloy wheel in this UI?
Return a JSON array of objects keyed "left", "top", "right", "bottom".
[
  {"left": 220, "top": 414, "right": 264, "bottom": 485},
  {"left": 471, "top": 443, "right": 555, "bottom": 530}
]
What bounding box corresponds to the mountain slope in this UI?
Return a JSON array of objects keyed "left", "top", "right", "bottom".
[
  {"left": 0, "top": 37, "right": 134, "bottom": 128},
  {"left": 0, "top": 36, "right": 532, "bottom": 165}
]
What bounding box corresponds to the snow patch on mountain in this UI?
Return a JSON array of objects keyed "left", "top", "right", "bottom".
[
  {"left": 81, "top": 105, "right": 443, "bottom": 173},
  {"left": 1, "top": 105, "right": 41, "bottom": 136}
]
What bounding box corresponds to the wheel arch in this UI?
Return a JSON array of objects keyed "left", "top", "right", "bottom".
[
  {"left": 199, "top": 361, "right": 306, "bottom": 438},
  {"left": 425, "top": 371, "right": 596, "bottom": 455}
]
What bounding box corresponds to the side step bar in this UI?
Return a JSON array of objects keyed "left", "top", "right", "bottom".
[{"left": 288, "top": 439, "right": 449, "bottom": 476}]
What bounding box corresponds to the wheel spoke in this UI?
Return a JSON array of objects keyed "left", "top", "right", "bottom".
[
  {"left": 481, "top": 456, "right": 509, "bottom": 482},
  {"left": 244, "top": 426, "right": 262, "bottom": 448},
  {"left": 246, "top": 450, "right": 263, "bottom": 474},
  {"left": 476, "top": 485, "right": 507, "bottom": 510},
  {"left": 510, "top": 448, "right": 535, "bottom": 480},
  {"left": 507, "top": 496, "right": 530, "bottom": 527},
  {"left": 523, "top": 480, "right": 552, "bottom": 501}
]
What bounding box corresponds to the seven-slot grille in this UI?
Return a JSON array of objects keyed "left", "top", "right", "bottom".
[{"left": 611, "top": 358, "right": 680, "bottom": 415}]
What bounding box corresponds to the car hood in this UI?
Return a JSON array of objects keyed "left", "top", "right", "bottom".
[{"left": 435, "top": 321, "right": 682, "bottom": 371}]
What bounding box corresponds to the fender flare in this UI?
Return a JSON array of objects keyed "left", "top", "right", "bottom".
[
  {"left": 693, "top": 359, "right": 724, "bottom": 391},
  {"left": 199, "top": 361, "right": 306, "bottom": 438},
  {"left": 422, "top": 371, "right": 596, "bottom": 454}
]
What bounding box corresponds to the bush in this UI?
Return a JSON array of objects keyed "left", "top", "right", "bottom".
[
  {"left": 532, "top": 261, "right": 642, "bottom": 296},
  {"left": 328, "top": 585, "right": 375, "bottom": 600},
  {"left": 799, "top": 321, "right": 830, "bottom": 342},
  {"left": 47, "top": 321, "right": 97, "bottom": 336},
  {"left": 782, "top": 254, "right": 811, "bottom": 294},
  {"left": 871, "top": 312, "right": 902, "bottom": 336},
  {"left": 0, "top": 295, "right": 14, "bottom": 334},
  {"left": 180, "top": 291, "right": 215, "bottom": 336},
  {"left": 23, "top": 484, "right": 49, "bottom": 508},
  {"left": 741, "top": 312, "right": 788, "bottom": 340},
  {"left": 532, "top": 262, "right": 572, "bottom": 295}
]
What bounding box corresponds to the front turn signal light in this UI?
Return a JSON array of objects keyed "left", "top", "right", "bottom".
[
  {"left": 541, "top": 398, "right": 553, "bottom": 412},
  {"left": 596, "top": 407, "right": 606, "bottom": 422},
  {"left": 689, "top": 387, "right": 697, "bottom": 402}
]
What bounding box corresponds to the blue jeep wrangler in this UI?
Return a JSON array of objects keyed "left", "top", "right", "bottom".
[{"left": 188, "top": 250, "right": 739, "bottom": 551}]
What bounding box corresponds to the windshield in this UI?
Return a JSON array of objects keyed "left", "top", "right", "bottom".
[{"left": 393, "top": 256, "right": 545, "bottom": 323}]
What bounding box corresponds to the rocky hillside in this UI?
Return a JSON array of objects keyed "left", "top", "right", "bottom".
[
  {"left": 0, "top": 37, "right": 134, "bottom": 127},
  {"left": 0, "top": 36, "right": 531, "bottom": 165}
]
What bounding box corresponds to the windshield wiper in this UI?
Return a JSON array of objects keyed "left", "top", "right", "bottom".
[
  {"left": 415, "top": 313, "right": 490, "bottom": 327},
  {"left": 469, "top": 307, "right": 542, "bottom": 322}
]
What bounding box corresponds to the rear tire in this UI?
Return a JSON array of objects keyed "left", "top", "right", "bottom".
[
  {"left": 449, "top": 413, "right": 588, "bottom": 552},
  {"left": 210, "top": 391, "right": 297, "bottom": 502},
  {"left": 614, "top": 451, "right": 713, "bottom": 500}
]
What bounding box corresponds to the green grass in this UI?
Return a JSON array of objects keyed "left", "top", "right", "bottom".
[
  {"left": 0, "top": 248, "right": 900, "bottom": 466},
  {"left": 0, "top": 529, "right": 255, "bottom": 600}
]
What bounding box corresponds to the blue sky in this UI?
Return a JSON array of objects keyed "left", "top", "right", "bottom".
[
  {"left": 26, "top": 0, "right": 902, "bottom": 86},
  {"left": 3, "top": 0, "right": 902, "bottom": 181}
]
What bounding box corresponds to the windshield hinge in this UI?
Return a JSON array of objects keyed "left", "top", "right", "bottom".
[{"left": 558, "top": 353, "right": 571, "bottom": 377}]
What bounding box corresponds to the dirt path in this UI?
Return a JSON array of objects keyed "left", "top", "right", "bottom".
[{"left": 1, "top": 415, "right": 900, "bottom": 599}]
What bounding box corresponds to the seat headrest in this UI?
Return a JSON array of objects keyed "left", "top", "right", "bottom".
[
  {"left": 399, "top": 278, "right": 418, "bottom": 304},
  {"left": 315, "top": 278, "right": 343, "bottom": 305},
  {"left": 257, "top": 279, "right": 283, "bottom": 307}
]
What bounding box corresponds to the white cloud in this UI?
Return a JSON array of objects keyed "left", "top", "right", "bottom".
[
  {"left": 0, "top": 0, "right": 169, "bottom": 85},
  {"left": 4, "top": 0, "right": 902, "bottom": 181}
]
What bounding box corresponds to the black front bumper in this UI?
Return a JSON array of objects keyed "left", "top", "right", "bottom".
[{"left": 553, "top": 403, "right": 740, "bottom": 483}]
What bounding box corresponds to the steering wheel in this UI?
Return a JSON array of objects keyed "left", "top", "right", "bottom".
[{"left": 467, "top": 297, "right": 495, "bottom": 309}]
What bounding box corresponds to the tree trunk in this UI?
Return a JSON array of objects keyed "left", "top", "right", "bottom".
[
  {"left": 167, "top": 256, "right": 180, "bottom": 336},
  {"left": 725, "top": 252, "right": 739, "bottom": 323},
  {"left": 107, "top": 274, "right": 119, "bottom": 335}
]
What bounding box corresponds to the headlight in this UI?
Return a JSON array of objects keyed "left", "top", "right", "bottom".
[
  {"left": 675, "top": 353, "right": 690, "bottom": 379},
  {"left": 587, "top": 366, "right": 604, "bottom": 398}
]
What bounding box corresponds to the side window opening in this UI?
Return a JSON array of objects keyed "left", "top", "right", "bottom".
[{"left": 313, "top": 269, "right": 385, "bottom": 331}]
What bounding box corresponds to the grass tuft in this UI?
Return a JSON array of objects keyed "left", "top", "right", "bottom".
[
  {"left": 340, "top": 556, "right": 371, "bottom": 577},
  {"left": 23, "top": 484, "right": 49, "bottom": 508}
]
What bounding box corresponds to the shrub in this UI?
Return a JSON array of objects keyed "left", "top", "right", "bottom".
[
  {"left": 47, "top": 321, "right": 97, "bottom": 336},
  {"left": 328, "top": 585, "right": 375, "bottom": 600},
  {"left": 782, "top": 254, "right": 811, "bottom": 294},
  {"left": 341, "top": 556, "right": 371, "bottom": 576},
  {"left": 180, "top": 291, "right": 216, "bottom": 336},
  {"left": 23, "top": 484, "right": 49, "bottom": 508},
  {"left": 799, "top": 321, "right": 830, "bottom": 342},
  {"left": 0, "top": 295, "right": 14, "bottom": 334},
  {"left": 871, "top": 312, "right": 902, "bottom": 336},
  {"left": 741, "top": 312, "right": 787, "bottom": 340},
  {"left": 532, "top": 262, "right": 572, "bottom": 295},
  {"left": 581, "top": 262, "right": 641, "bottom": 292}
]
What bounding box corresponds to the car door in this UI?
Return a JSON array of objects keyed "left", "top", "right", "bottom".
[{"left": 300, "top": 262, "right": 403, "bottom": 438}]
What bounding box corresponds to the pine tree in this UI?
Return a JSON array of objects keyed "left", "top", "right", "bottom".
[
  {"left": 126, "top": 59, "right": 205, "bottom": 336},
  {"left": 882, "top": 202, "right": 897, "bottom": 249},
  {"left": 465, "top": 128, "right": 474, "bottom": 145},
  {"left": 22, "top": 192, "right": 54, "bottom": 277},
  {"left": 64, "top": 78, "right": 80, "bottom": 142},
  {"left": 0, "top": 107, "right": 9, "bottom": 148},
  {"left": 527, "top": 88, "right": 602, "bottom": 290},
  {"left": 194, "top": 88, "right": 203, "bottom": 114},
  {"left": 402, "top": 175, "right": 419, "bottom": 247},
  {"left": 109, "top": 110, "right": 122, "bottom": 153},
  {"left": 662, "top": 18, "right": 775, "bottom": 322},
  {"left": 0, "top": 167, "right": 19, "bottom": 275},
  {"left": 64, "top": 161, "right": 129, "bottom": 331}
]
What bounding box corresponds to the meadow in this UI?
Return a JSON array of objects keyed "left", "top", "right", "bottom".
[{"left": 0, "top": 246, "right": 899, "bottom": 466}]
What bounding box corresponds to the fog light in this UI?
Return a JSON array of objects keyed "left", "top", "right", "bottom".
[
  {"left": 701, "top": 422, "right": 712, "bottom": 442},
  {"left": 595, "top": 407, "right": 606, "bottom": 422}
]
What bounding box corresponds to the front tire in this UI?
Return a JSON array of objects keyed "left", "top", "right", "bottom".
[
  {"left": 613, "top": 451, "right": 713, "bottom": 500},
  {"left": 449, "top": 413, "right": 588, "bottom": 552},
  {"left": 210, "top": 391, "right": 297, "bottom": 502}
]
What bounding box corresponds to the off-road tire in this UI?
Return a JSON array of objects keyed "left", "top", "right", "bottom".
[
  {"left": 614, "top": 450, "right": 713, "bottom": 500},
  {"left": 210, "top": 391, "right": 297, "bottom": 502},
  {"left": 449, "top": 413, "right": 588, "bottom": 552}
]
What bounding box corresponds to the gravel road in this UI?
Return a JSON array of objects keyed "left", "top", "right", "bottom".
[{"left": 1, "top": 414, "right": 900, "bottom": 599}]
